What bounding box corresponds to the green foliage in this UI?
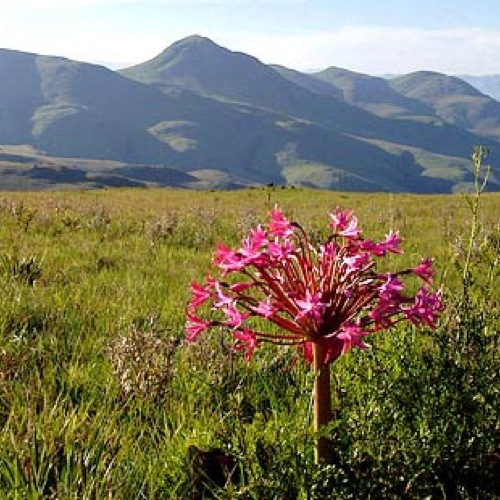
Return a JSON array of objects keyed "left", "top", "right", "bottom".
[{"left": 0, "top": 181, "right": 498, "bottom": 497}]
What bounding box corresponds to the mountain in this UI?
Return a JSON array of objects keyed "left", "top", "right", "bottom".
[
  {"left": 0, "top": 47, "right": 299, "bottom": 185},
  {"left": 120, "top": 38, "right": 500, "bottom": 158},
  {"left": 1, "top": 36, "right": 499, "bottom": 192},
  {"left": 459, "top": 75, "right": 500, "bottom": 102},
  {"left": 389, "top": 71, "right": 500, "bottom": 142},
  {"left": 0, "top": 48, "right": 176, "bottom": 162},
  {"left": 270, "top": 65, "right": 344, "bottom": 101},
  {"left": 309, "top": 67, "right": 436, "bottom": 121},
  {"left": 121, "top": 35, "right": 390, "bottom": 138},
  {"left": 121, "top": 36, "right": 500, "bottom": 190}
]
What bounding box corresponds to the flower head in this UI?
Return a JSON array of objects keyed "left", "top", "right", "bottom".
[
  {"left": 412, "top": 257, "right": 435, "bottom": 283},
  {"left": 186, "top": 206, "right": 444, "bottom": 366}
]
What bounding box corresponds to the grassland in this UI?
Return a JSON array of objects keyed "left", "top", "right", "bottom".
[{"left": 0, "top": 186, "right": 498, "bottom": 498}]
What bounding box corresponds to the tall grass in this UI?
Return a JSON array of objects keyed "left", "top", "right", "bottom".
[{"left": 0, "top": 181, "right": 498, "bottom": 497}]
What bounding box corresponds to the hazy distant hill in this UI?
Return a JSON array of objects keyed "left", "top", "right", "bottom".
[
  {"left": 389, "top": 71, "right": 500, "bottom": 142},
  {"left": 1, "top": 36, "right": 499, "bottom": 192},
  {"left": 309, "top": 67, "right": 435, "bottom": 121},
  {"left": 459, "top": 75, "right": 500, "bottom": 102}
]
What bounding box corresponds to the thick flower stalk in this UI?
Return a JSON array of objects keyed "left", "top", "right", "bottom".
[{"left": 186, "top": 206, "right": 444, "bottom": 463}]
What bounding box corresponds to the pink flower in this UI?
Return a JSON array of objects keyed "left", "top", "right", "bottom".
[
  {"left": 369, "top": 301, "right": 395, "bottom": 330},
  {"left": 329, "top": 208, "right": 360, "bottom": 238},
  {"left": 249, "top": 225, "right": 268, "bottom": 248},
  {"left": 362, "top": 232, "right": 402, "bottom": 257},
  {"left": 232, "top": 328, "right": 259, "bottom": 361},
  {"left": 343, "top": 252, "right": 370, "bottom": 271},
  {"left": 186, "top": 205, "right": 443, "bottom": 366},
  {"left": 337, "top": 323, "right": 370, "bottom": 354},
  {"left": 213, "top": 282, "right": 233, "bottom": 308},
  {"left": 404, "top": 287, "right": 444, "bottom": 327},
  {"left": 186, "top": 313, "right": 212, "bottom": 342},
  {"left": 378, "top": 275, "right": 404, "bottom": 298},
  {"left": 252, "top": 298, "right": 275, "bottom": 318},
  {"left": 188, "top": 281, "right": 211, "bottom": 311},
  {"left": 213, "top": 243, "right": 244, "bottom": 273},
  {"left": 268, "top": 206, "right": 294, "bottom": 238},
  {"left": 268, "top": 239, "right": 295, "bottom": 260},
  {"left": 381, "top": 231, "right": 403, "bottom": 254},
  {"left": 295, "top": 291, "right": 328, "bottom": 321},
  {"left": 239, "top": 228, "right": 267, "bottom": 265},
  {"left": 412, "top": 257, "right": 434, "bottom": 283},
  {"left": 224, "top": 304, "right": 249, "bottom": 328}
]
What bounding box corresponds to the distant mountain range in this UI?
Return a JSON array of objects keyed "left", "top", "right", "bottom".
[
  {"left": 0, "top": 35, "right": 499, "bottom": 192},
  {"left": 458, "top": 75, "right": 500, "bottom": 102}
]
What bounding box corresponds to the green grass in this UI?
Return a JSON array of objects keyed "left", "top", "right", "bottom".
[{"left": 0, "top": 186, "right": 498, "bottom": 497}]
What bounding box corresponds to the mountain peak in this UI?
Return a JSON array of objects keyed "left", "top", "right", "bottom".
[
  {"left": 157, "top": 35, "right": 223, "bottom": 61},
  {"left": 120, "top": 34, "right": 273, "bottom": 95},
  {"left": 390, "top": 71, "right": 483, "bottom": 99},
  {"left": 120, "top": 34, "right": 232, "bottom": 85},
  {"left": 168, "top": 35, "right": 217, "bottom": 48}
]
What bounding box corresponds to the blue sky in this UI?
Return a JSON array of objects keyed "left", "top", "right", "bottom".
[{"left": 1, "top": 0, "right": 500, "bottom": 74}]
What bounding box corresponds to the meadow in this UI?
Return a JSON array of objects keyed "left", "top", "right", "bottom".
[{"left": 0, "top": 184, "right": 498, "bottom": 498}]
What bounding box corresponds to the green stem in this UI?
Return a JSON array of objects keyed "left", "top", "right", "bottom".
[{"left": 463, "top": 146, "right": 490, "bottom": 287}]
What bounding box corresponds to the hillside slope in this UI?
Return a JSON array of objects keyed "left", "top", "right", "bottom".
[{"left": 390, "top": 71, "right": 500, "bottom": 141}]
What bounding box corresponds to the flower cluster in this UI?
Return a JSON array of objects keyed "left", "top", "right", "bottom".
[{"left": 186, "top": 207, "right": 444, "bottom": 365}]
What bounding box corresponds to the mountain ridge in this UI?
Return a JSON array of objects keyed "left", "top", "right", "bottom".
[{"left": 1, "top": 36, "right": 499, "bottom": 192}]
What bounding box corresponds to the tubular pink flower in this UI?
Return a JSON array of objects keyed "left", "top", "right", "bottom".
[
  {"left": 412, "top": 257, "right": 435, "bottom": 283},
  {"left": 213, "top": 242, "right": 244, "bottom": 273},
  {"left": 224, "top": 304, "right": 249, "bottom": 328},
  {"left": 213, "top": 282, "right": 233, "bottom": 308},
  {"left": 329, "top": 208, "right": 361, "bottom": 238},
  {"left": 369, "top": 297, "right": 401, "bottom": 330},
  {"left": 188, "top": 281, "right": 212, "bottom": 311},
  {"left": 404, "top": 287, "right": 444, "bottom": 327},
  {"left": 378, "top": 274, "right": 404, "bottom": 298},
  {"left": 268, "top": 206, "right": 295, "bottom": 238},
  {"left": 329, "top": 208, "right": 354, "bottom": 231},
  {"left": 295, "top": 291, "right": 328, "bottom": 321},
  {"left": 343, "top": 252, "right": 370, "bottom": 271},
  {"left": 381, "top": 231, "right": 403, "bottom": 254},
  {"left": 268, "top": 239, "right": 295, "bottom": 260},
  {"left": 239, "top": 229, "right": 268, "bottom": 266},
  {"left": 252, "top": 298, "right": 275, "bottom": 318},
  {"left": 340, "top": 217, "right": 360, "bottom": 238},
  {"left": 249, "top": 225, "right": 268, "bottom": 248},
  {"left": 186, "top": 313, "right": 213, "bottom": 342},
  {"left": 232, "top": 328, "right": 259, "bottom": 361},
  {"left": 337, "top": 323, "right": 370, "bottom": 354}
]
